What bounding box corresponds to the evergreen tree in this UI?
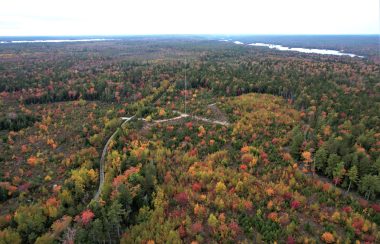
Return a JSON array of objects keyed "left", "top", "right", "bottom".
[
  {"left": 326, "top": 154, "right": 340, "bottom": 178},
  {"left": 107, "top": 201, "right": 125, "bottom": 239},
  {"left": 359, "top": 174, "right": 380, "bottom": 200},
  {"left": 374, "top": 157, "right": 380, "bottom": 175},
  {"left": 0, "top": 228, "right": 22, "bottom": 244},
  {"left": 333, "top": 161, "right": 345, "bottom": 186},
  {"left": 89, "top": 219, "right": 104, "bottom": 243},
  {"left": 314, "top": 147, "right": 327, "bottom": 171},
  {"left": 290, "top": 126, "right": 303, "bottom": 160},
  {"left": 347, "top": 165, "right": 358, "bottom": 193}
]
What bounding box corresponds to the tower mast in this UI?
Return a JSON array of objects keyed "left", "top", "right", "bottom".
[{"left": 185, "top": 58, "right": 187, "bottom": 114}]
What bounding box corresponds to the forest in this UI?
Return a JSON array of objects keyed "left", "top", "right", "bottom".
[{"left": 0, "top": 36, "right": 379, "bottom": 243}]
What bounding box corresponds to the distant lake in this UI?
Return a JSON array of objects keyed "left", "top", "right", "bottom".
[
  {"left": 249, "top": 43, "right": 363, "bottom": 58},
  {"left": 0, "top": 38, "right": 116, "bottom": 44},
  {"left": 220, "top": 39, "right": 363, "bottom": 58}
]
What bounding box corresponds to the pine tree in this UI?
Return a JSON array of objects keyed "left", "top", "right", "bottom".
[
  {"left": 314, "top": 147, "right": 327, "bottom": 171},
  {"left": 107, "top": 201, "right": 125, "bottom": 238},
  {"left": 326, "top": 154, "right": 340, "bottom": 178},
  {"left": 0, "top": 228, "right": 22, "bottom": 244},
  {"left": 347, "top": 165, "right": 358, "bottom": 193},
  {"left": 374, "top": 157, "right": 380, "bottom": 174},
  {"left": 290, "top": 126, "right": 303, "bottom": 160},
  {"left": 89, "top": 219, "right": 104, "bottom": 243},
  {"left": 359, "top": 175, "right": 380, "bottom": 200},
  {"left": 332, "top": 162, "right": 345, "bottom": 186},
  {"left": 118, "top": 184, "right": 133, "bottom": 211}
]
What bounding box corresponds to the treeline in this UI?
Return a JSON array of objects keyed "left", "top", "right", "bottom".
[
  {"left": 0, "top": 113, "right": 39, "bottom": 131},
  {"left": 19, "top": 61, "right": 182, "bottom": 105}
]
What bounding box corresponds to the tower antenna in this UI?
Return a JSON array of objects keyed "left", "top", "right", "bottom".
[{"left": 185, "top": 58, "right": 187, "bottom": 114}]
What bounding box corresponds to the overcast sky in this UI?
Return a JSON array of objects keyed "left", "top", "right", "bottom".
[{"left": 0, "top": 0, "right": 378, "bottom": 36}]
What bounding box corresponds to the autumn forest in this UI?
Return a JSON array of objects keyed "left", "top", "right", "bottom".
[{"left": 0, "top": 36, "right": 379, "bottom": 243}]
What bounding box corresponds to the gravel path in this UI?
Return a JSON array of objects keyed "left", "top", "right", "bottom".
[{"left": 93, "top": 115, "right": 135, "bottom": 201}]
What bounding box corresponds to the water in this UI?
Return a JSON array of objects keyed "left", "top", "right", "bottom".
[
  {"left": 248, "top": 42, "right": 362, "bottom": 58},
  {"left": 221, "top": 39, "right": 363, "bottom": 58}
]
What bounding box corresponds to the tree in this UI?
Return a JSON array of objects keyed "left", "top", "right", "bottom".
[
  {"left": 207, "top": 213, "right": 218, "bottom": 229},
  {"left": 75, "top": 209, "right": 95, "bottom": 226},
  {"left": 120, "top": 187, "right": 181, "bottom": 243},
  {"left": 326, "top": 154, "right": 340, "bottom": 177},
  {"left": 50, "top": 215, "right": 72, "bottom": 238},
  {"left": 107, "top": 202, "right": 125, "bottom": 238},
  {"left": 142, "top": 162, "right": 157, "bottom": 198},
  {"left": 321, "top": 232, "right": 334, "bottom": 243},
  {"left": 118, "top": 184, "right": 133, "bottom": 210},
  {"left": 302, "top": 151, "right": 312, "bottom": 164},
  {"left": 314, "top": 147, "right": 327, "bottom": 171},
  {"left": 302, "top": 151, "right": 313, "bottom": 172},
  {"left": 89, "top": 219, "right": 104, "bottom": 243},
  {"left": 59, "top": 189, "right": 73, "bottom": 206},
  {"left": 359, "top": 174, "right": 380, "bottom": 200},
  {"left": 27, "top": 155, "right": 38, "bottom": 167},
  {"left": 35, "top": 233, "right": 54, "bottom": 244},
  {"left": 14, "top": 204, "right": 47, "bottom": 242},
  {"left": 332, "top": 162, "right": 345, "bottom": 186},
  {"left": 290, "top": 126, "right": 303, "bottom": 160},
  {"left": 89, "top": 133, "right": 103, "bottom": 147},
  {"left": 0, "top": 228, "right": 22, "bottom": 244},
  {"left": 158, "top": 108, "right": 166, "bottom": 117},
  {"left": 215, "top": 181, "right": 227, "bottom": 194},
  {"left": 109, "top": 150, "right": 122, "bottom": 175},
  {"left": 374, "top": 157, "right": 380, "bottom": 174},
  {"left": 347, "top": 165, "right": 358, "bottom": 193},
  {"left": 174, "top": 192, "right": 189, "bottom": 206}
]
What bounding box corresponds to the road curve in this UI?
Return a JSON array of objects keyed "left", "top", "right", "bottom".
[
  {"left": 93, "top": 115, "right": 135, "bottom": 201},
  {"left": 172, "top": 110, "right": 230, "bottom": 126},
  {"left": 92, "top": 105, "right": 229, "bottom": 201}
]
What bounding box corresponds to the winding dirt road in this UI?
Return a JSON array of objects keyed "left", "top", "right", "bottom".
[
  {"left": 93, "top": 104, "right": 229, "bottom": 201},
  {"left": 93, "top": 115, "right": 135, "bottom": 201},
  {"left": 153, "top": 110, "right": 230, "bottom": 126}
]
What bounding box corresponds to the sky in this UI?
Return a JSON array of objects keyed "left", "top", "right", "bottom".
[{"left": 0, "top": 0, "right": 379, "bottom": 36}]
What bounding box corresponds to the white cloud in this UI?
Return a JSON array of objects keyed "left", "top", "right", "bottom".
[{"left": 0, "top": 0, "right": 378, "bottom": 36}]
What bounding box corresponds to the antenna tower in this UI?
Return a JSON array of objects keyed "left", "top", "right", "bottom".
[{"left": 185, "top": 58, "right": 187, "bottom": 114}]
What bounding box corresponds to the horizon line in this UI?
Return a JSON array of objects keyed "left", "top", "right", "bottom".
[{"left": 0, "top": 33, "right": 379, "bottom": 38}]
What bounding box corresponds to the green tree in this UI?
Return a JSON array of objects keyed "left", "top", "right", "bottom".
[
  {"left": 374, "top": 157, "right": 380, "bottom": 175},
  {"left": 14, "top": 204, "right": 47, "bottom": 242},
  {"left": 120, "top": 188, "right": 180, "bottom": 244},
  {"left": 89, "top": 133, "right": 103, "bottom": 147},
  {"left": 332, "top": 161, "right": 345, "bottom": 186},
  {"left": 325, "top": 136, "right": 339, "bottom": 155},
  {"left": 118, "top": 184, "right": 133, "bottom": 211},
  {"left": 359, "top": 174, "right": 380, "bottom": 200},
  {"left": 0, "top": 228, "right": 22, "bottom": 244},
  {"left": 357, "top": 153, "right": 373, "bottom": 176},
  {"left": 89, "top": 219, "right": 104, "bottom": 243},
  {"left": 326, "top": 154, "right": 340, "bottom": 178},
  {"left": 347, "top": 165, "right": 358, "bottom": 193},
  {"left": 207, "top": 213, "right": 218, "bottom": 229},
  {"left": 290, "top": 126, "right": 303, "bottom": 160},
  {"left": 314, "top": 147, "right": 327, "bottom": 171},
  {"left": 35, "top": 233, "right": 54, "bottom": 244},
  {"left": 107, "top": 201, "right": 125, "bottom": 238},
  {"left": 142, "top": 161, "right": 157, "bottom": 199}
]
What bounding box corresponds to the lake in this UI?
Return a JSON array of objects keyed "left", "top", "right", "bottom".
[
  {"left": 220, "top": 39, "right": 363, "bottom": 58},
  {"left": 248, "top": 43, "right": 363, "bottom": 58}
]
